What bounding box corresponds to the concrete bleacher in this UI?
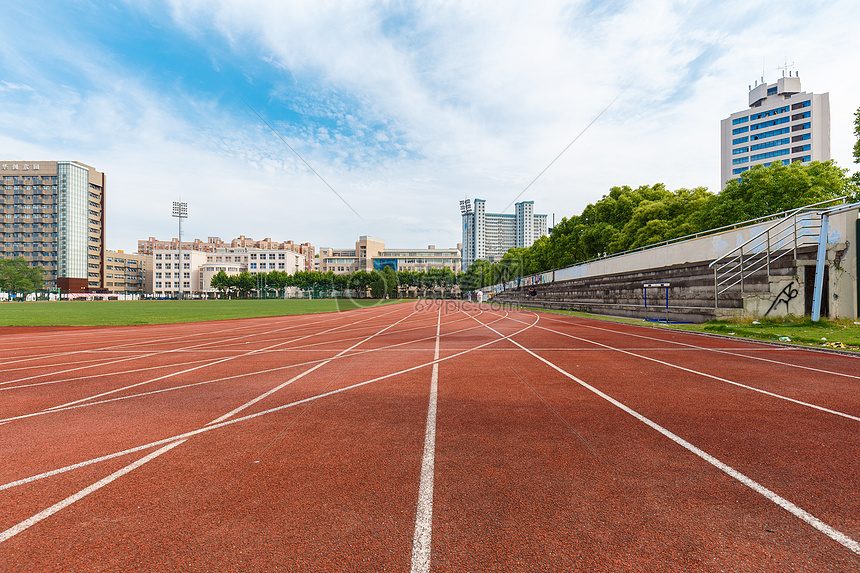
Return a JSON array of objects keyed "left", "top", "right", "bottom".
[
  {"left": 492, "top": 246, "right": 819, "bottom": 323},
  {"left": 484, "top": 201, "right": 859, "bottom": 322}
]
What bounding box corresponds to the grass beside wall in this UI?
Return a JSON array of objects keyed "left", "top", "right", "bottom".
[
  {"left": 526, "top": 308, "right": 860, "bottom": 351},
  {"left": 0, "top": 298, "right": 410, "bottom": 327}
]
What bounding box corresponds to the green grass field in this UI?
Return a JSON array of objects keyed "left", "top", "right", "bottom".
[{"left": 0, "top": 298, "right": 410, "bottom": 327}]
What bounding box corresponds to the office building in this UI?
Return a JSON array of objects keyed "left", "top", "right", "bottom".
[
  {"left": 318, "top": 236, "right": 386, "bottom": 274},
  {"left": 460, "top": 199, "right": 547, "bottom": 270},
  {"left": 1, "top": 161, "right": 105, "bottom": 292},
  {"left": 318, "top": 236, "right": 461, "bottom": 275},
  {"left": 720, "top": 74, "right": 830, "bottom": 189},
  {"left": 105, "top": 250, "right": 151, "bottom": 293}
]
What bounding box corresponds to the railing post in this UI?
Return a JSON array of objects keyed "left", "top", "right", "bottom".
[
  {"left": 740, "top": 250, "right": 745, "bottom": 295},
  {"left": 766, "top": 229, "right": 771, "bottom": 280},
  {"left": 714, "top": 267, "right": 718, "bottom": 309},
  {"left": 793, "top": 213, "right": 798, "bottom": 259}
]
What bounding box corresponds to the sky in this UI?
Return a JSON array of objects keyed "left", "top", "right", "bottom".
[{"left": 2, "top": 0, "right": 859, "bottom": 254}]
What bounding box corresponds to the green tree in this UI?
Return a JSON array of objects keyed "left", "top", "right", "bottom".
[
  {"left": 697, "top": 160, "right": 851, "bottom": 229},
  {"left": 210, "top": 270, "right": 230, "bottom": 297},
  {"left": 0, "top": 258, "right": 45, "bottom": 294}
]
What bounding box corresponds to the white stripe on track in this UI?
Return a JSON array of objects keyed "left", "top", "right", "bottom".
[
  {"left": 43, "top": 307, "right": 408, "bottom": 410},
  {"left": 411, "top": 308, "right": 442, "bottom": 573},
  {"left": 472, "top": 312, "right": 860, "bottom": 557},
  {"left": 207, "top": 310, "right": 422, "bottom": 425},
  {"left": 0, "top": 312, "right": 500, "bottom": 424},
  {"left": 2, "top": 309, "right": 535, "bottom": 492},
  {"left": 574, "top": 318, "right": 860, "bottom": 379},
  {"left": 500, "top": 313, "right": 860, "bottom": 423},
  {"left": 0, "top": 439, "right": 186, "bottom": 544}
]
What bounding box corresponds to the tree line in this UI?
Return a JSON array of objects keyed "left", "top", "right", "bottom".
[
  {"left": 463, "top": 160, "right": 860, "bottom": 289},
  {"left": 209, "top": 266, "right": 458, "bottom": 298}
]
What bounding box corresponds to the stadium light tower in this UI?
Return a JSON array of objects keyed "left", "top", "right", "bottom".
[{"left": 172, "top": 201, "right": 188, "bottom": 300}]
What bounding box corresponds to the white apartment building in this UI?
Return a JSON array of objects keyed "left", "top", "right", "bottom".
[
  {"left": 152, "top": 247, "right": 306, "bottom": 297},
  {"left": 720, "top": 73, "right": 830, "bottom": 189},
  {"left": 460, "top": 199, "right": 548, "bottom": 270},
  {"left": 152, "top": 250, "right": 208, "bottom": 298}
]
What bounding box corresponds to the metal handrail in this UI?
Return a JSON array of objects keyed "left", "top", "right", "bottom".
[{"left": 708, "top": 197, "right": 846, "bottom": 269}]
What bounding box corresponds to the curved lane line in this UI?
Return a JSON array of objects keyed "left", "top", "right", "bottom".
[
  {"left": 1, "top": 308, "right": 538, "bottom": 492},
  {"left": 474, "top": 312, "right": 860, "bottom": 557}
]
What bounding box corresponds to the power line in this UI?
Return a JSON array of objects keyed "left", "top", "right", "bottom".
[
  {"left": 503, "top": 92, "right": 623, "bottom": 212},
  {"left": 236, "top": 93, "right": 368, "bottom": 225}
]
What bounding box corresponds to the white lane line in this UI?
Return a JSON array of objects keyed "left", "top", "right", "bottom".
[
  {"left": 1, "top": 313, "right": 501, "bottom": 424},
  {"left": 411, "top": 308, "right": 442, "bottom": 573},
  {"left": 2, "top": 310, "right": 535, "bottom": 492},
  {"left": 43, "top": 307, "right": 409, "bottom": 410},
  {"left": 0, "top": 312, "right": 372, "bottom": 386},
  {"left": 0, "top": 439, "right": 186, "bottom": 544},
  {"left": 207, "top": 310, "right": 422, "bottom": 425},
  {"left": 500, "top": 314, "right": 860, "bottom": 423},
  {"left": 548, "top": 315, "right": 860, "bottom": 380},
  {"left": 473, "top": 314, "right": 860, "bottom": 557}
]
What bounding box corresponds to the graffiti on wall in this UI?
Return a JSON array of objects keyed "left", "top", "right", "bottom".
[{"left": 764, "top": 282, "right": 799, "bottom": 317}]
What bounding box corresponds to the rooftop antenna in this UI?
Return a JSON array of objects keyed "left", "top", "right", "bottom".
[{"left": 778, "top": 57, "right": 795, "bottom": 78}]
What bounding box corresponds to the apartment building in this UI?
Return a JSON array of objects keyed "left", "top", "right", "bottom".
[
  {"left": 0, "top": 160, "right": 105, "bottom": 292},
  {"left": 460, "top": 199, "right": 547, "bottom": 270},
  {"left": 139, "top": 235, "right": 315, "bottom": 271},
  {"left": 720, "top": 73, "right": 830, "bottom": 189},
  {"left": 105, "top": 250, "right": 151, "bottom": 293},
  {"left": 151, "top": 247, "right": 306, "bottom": 297}
]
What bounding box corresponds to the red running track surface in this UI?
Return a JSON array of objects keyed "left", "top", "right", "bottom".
[{"left": 1, "top": 302, "right": 859, "bottom": 572}]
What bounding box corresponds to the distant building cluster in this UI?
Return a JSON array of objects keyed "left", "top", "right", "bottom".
[
  {"left": 1, "top": 75, "right": 836, "bottom": 294},
  {"left": 460, "top": 199, "right": 548, "bottom": 270}
]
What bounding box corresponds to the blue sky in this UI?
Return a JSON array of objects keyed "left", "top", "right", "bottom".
[{"left": 2, "top": 0, "right": 859, "bottom": 253}]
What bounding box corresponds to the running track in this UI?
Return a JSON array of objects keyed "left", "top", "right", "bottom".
[{"left": 1, "top": 301, "right": 859, "bottom": 572}]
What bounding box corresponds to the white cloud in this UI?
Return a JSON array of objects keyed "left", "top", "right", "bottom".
[{"left": 1, "top": 0, "right": 859, "bottom": 254}]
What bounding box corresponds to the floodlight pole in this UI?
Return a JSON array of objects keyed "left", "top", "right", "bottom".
[{"left": 172, "top": 201, "right": 188, "bottom": 300}]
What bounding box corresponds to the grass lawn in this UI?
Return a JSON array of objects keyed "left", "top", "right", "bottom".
[
  {"left": 526, "top": 308, "right": 860, "bottom": 352},
  {"left": 0, "top": 298, "right": 411, "bottom": 327}
]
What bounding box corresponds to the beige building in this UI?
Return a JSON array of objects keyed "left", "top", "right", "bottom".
[
  {"left": 373, "top": 246, "right": 461, "bottom": 273},
  {"left": 105, "top": 250, "right": 151, "bottom": 293},
  {"left": 318, "top": 236, "right": 385, "bottom": 274},
  {"left": 1, "top": 160, "right": 105, "bottom": 292},
  {"left": 319, "top": 236, "right": 461, "bottom": 274},
  {"left": 720, "top": 73, "right": 830, "bottom": 189},
  {"left": 139, "top": 235, "right": 315, "bottom": 271}
]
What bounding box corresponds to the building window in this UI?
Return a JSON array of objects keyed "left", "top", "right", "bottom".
[
  {"left": 791, "top": 100, "right": 811, "bottom": 110},
  {"left": 750, "top": 148, "right": 790, "bottom": 162},
  {"left": 732, "top": 157, "right": 749, "bottom": 165},
  {"left": 791, "top": 111, "right": 811, "bottom": 121},
  {"left": 732, "top": 136, "right": 749, "bottom": 145},
  {"left": 732, "top": 126, "right": 749, "bottom": 135},
  {"left": 732, "top": 147, "right": 749, "bottom": 155}
]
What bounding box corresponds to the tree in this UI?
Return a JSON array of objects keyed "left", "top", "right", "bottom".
[
  {"left": 0, "top": 258, "right": 44, "bottom": 294},
  {"left": 854, "top": 107, "right": 860, "bottom": 164},
  {"left": 696, "top": 160, "right": 852, "bottom": 230},
  {"left": 210, "top": 270, "right": 230, "bottom": 297}
]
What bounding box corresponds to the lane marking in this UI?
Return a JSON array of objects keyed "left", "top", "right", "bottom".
[
  {"left": 1, "top": 313, "right": 505, "bottom": 424},
  {"left": 43, "top": 306, "right": 410, "bottom": 410},
  {"left": 0, "top": 439, "right": 186, "bottom": 544},
  {"left": 2, "top": 309, "right": 536, "bottom": 492},
  {"left": 546, "top": 315, "right": 860, "bottom": 380},
  {"left": 207, "top": 310, "right": 422, "bottom": 424},
  {"left": 411, "top": 308, "right": 442, "bottom": 573},
  {"left": 473, "top": 312, "right": 860, "bottom": 557},
  {"left": 500, "top": 314, "right": 860, "bottom": 423}
]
